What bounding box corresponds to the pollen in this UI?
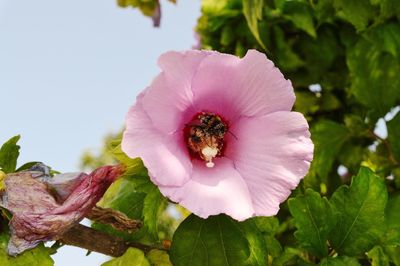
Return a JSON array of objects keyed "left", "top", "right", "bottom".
[{"left": 202, "top": 146, "right": 218, "bottom": 168}]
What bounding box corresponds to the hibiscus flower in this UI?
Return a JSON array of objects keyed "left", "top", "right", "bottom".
[
  {"left": 122, "top": 50, "right": 313, "bottom": 221},
  {"left": 0, "top": 164, "right": 123, "bottom": 255}
]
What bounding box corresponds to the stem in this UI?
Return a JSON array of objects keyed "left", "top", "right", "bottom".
[
  {"left": 369, "top": 130, "right": 399, "bottom": 166},
  {"left": 58, "top": 224, "right": 167, "bottom": 257}
]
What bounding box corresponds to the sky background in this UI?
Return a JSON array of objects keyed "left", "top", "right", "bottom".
[{"left": 0, "top": 0, "right": 200, "bottom": 265}]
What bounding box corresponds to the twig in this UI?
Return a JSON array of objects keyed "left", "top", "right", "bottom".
[
  {"left": 368, "top": 130, "right": 400, "bottom": 166},
  {"left": 58, "top": 224, "right": 167, "bottom": 257}
]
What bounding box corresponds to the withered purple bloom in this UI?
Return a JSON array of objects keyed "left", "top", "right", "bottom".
[{"left": 0, "top": 164, "right": 124, "bottom": 256}]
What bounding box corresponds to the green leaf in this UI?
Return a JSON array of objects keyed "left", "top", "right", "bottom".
[
  {"left": 0, "top": 136, "right": 21, "bottom": 173},
  {"left": 343, "top": 115, "right": 369, "bottom": 137},
  {"left": 94, "top": 174, "right": 146, "bottom": 241},
  {"left": 201, "top": 0, "right": 229, "bottom": 14},
  {"left": 347, "top": 38, "right": 400, "bottom": 115},
  {"left": 364, "top": 22, "right": 400, "bottom": 58},
  {"left": 387, "top": 113, "right": 400, "bottom": 162},
  {"left": 253, "top": 217, "right": 282, "bottom": 258},
  {"left": 0, "top": 225, "right": 54, "bottom": 266},
  {"left": 95, "top": 160, "right": 165, "bottom": 241},
  {"left": 383, "top": 194, "right": 400, "bottom": 245},
  {"left": 378, "top": 0, "right": 400, "bottom": 20},
  {"left": 319, "top": 256, "right": 360, "bottom": 266},
  {"left": 310, "top": 120, "right": 349, "bottom": 179},
  {"left": 117, "top": 0, "right": 159, "bottom": 17},
  {"left": 312, "top": 0, "right": 335, "bottom": 23},
  {"left": 170, "top": 214, "right": 267, "bottom": 266},
  {"left": 143, "top": 185, "right": 164, "bottom": 240},
  {"left": 367, "top": 246, "right": 390, "bottom": 266},
  {"left": 102, "top": 248, "right": 150, "bottom": 266},
  {"left": 0, "top": 171, "right": 5, "bottom": 191},
  {"left": 288, "top": 189, "right": 337, "bottom": 257},
  {"left": 329, "top": 167, "right": 388, "bottom": 256},
  {"left": 93, "top": 180, "right": 146, "bottom": 241},
  {"left": 384, "top": 245, "right": 400, "bottom": 266},
  {"left": 253, "top": 216, "right": 279, "bottom": 235},
  {"left": 271, "top": 247, "right": 308, "bottom": 266},
  {"left": 0, "top": 245, "right": 54, "bottom": 266},
  {"left": 15, "top": 162, "right": 41, "bottom": 172},
  {"left": 271, "top": 25, "right": 305, "bottom": 72},
  {"left": 265, "top": 235, "right": 282, "bottom": 258},
  {"left": 242, "top": 0, "right": 266, "bottom": 49},
  {"left": 281, "top": 1, "right": 316, "bottom": 37},
  {"left": 333, "top": 0, "right": 374, "bottom": 31},
  {"left": 146, "top": 249, "right": 172, "bottom": 266}
]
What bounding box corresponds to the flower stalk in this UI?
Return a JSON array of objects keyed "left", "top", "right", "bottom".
[{"left": 58, "top": 223, "right": 167, "bottom": 257}]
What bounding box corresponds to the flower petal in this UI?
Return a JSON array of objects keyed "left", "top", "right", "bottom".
[
  {"left": 122, "top": 95, "right": 192, "bottom": 187},
  {"left": 0, "top": 165, "right": 122, "bottom": 255},
  {"left": 40, "top": 172, "right": 85, "bottom": 202},
  {"left": 159, "top": 158, "right": 254, "bottom": 221},
  {"left": 142, "top": 50, "right": 214, "bottom": 134},
  {"left": 191, "top": 50, "right": 295, "bottom": 122},
  {"left": 226, "top": 111, "right": 313, "bottom": 216}
]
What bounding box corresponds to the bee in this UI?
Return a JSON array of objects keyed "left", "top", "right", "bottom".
[{"left": 185, "top": 112, "right": 227, "bottom": 165}]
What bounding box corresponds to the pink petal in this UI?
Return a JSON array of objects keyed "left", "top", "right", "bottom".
[
  {"left": 159, "top": 158, "right": 255, "bottom": 221},
  {"left": 226, "top": 111, "right": 313, "bottom": 216},
  {"left": 40, "top": 172, "right": 85, "bottom": 202},
  {"left": 122, "top": 94, "right": 192, "bottom": 187},
  {"left": 191, "top": 50, "right": 295, "bottom": 122},
  {"left": 142, "top": 50, "right": 214, "bottom": 134},
  {"left": 1, "top": 165, "right": 122, "bottom": 255}
]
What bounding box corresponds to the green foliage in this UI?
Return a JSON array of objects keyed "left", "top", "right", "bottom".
[
  {"left": 367, "top": 246, "right": 390, "bottom": 266},
  {"left": 195, "top": 1, "right": 400, "bottom": 263},
  {"left": 242, "top": 0, "right": 265, "bottom": 48},
  {"left": 383, "top": 193, "right": 400, "bottom": 246},
  {"left": 93, "top": 158, "right": 168, "bottom": 242},
  {"left": 329, "top": 167, "right": 388, "bottom": 256},
  {"left": 347, "top": 38, "right": 400, "bottom": 116},
  {"left": 116, "top": 0, "right": 176, "bottom": 26},
  {"left": 142, "top": 184, "right": 164, "bottom": 239},
  {"left": 0, "top": 135, "right": 20, "bottom": 173},
  {"left": 170, "top": 214, "right": 267, "bottom": 266},
  {"left": 310, "top": 120, "right": 349, "bottom": 182},
  {"left": 0, "top": 220, "right": 54, "bottom": 266},
  {"left": 146, "top": 250, "right": 172, "bottom": 266},
  {"left": 83, "top": 136, "right": 179, "bottom": 246},
  {"left": 278, "top": 0, "right": 316, "bottom": 38},
  {"left": 332, "top": 0, "right": 375, "bottom": 31},
  {"left": 387, "top": 112, "right": 400, "bottom": 161},
  {"left": 102, "top": 248, "right": 172, "bottom": 266},
  {"left": 102, "top": 248, "right": 150, "bottom": 266},
  {"left": 0, "top": 245, "right": 54, "bottom": 266},
  {"left": 253, "top": 217, "right": 282, "bottom": 259},
  {"left": 319, "top": 256, "right": 360, "bottom": 266},
  {"left": 288, "top": 189, "right": 337, "bottom": 257}
]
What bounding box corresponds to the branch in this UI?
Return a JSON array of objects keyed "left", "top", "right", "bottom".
[
  {"left": 58, "top": 224, "right": 167, "bottom": 257},
  {"left": 369, "top": 130, "right": 400, "bottom": 166}
]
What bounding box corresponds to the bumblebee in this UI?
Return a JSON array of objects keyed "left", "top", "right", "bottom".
[{"left": 185, "top": 112, "right": 227, "bottom": 167}]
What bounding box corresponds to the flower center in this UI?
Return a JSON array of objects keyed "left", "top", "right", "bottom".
[{"left": 184, "top": 112, "right": 228, "bottom": 168}]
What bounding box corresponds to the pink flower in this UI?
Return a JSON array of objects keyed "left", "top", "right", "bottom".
[
  {"left": 122, "top": 50, "right": 313, "bottom": 221},
  {"left": 0, "top": 164, "right": 123, "bottom": 255}
]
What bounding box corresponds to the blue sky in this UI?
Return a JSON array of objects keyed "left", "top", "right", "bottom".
[{"left": 0, "top": 0, "right": 200, "bottom": 265}]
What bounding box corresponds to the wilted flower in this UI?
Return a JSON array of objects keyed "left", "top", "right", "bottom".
[
  {"left": 122, "top": 50, "right": 313, "bottom": 221},
  {"left": 0, "top": 164, "right": 123, "bottom": 255}
]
